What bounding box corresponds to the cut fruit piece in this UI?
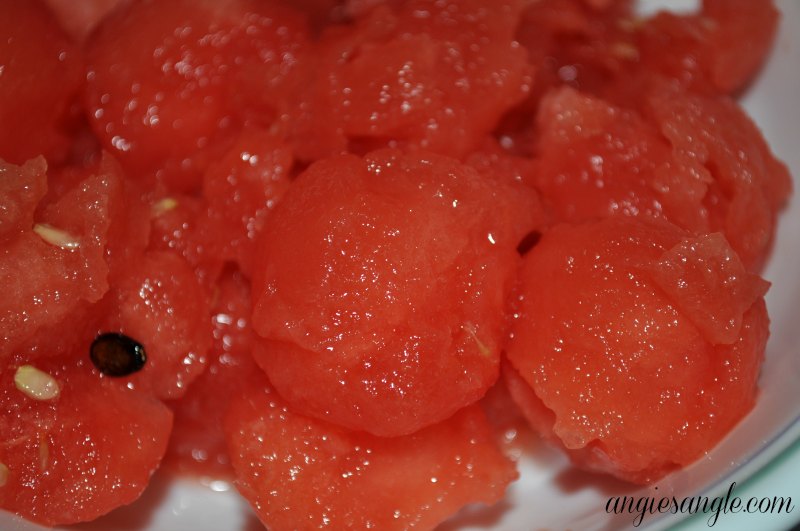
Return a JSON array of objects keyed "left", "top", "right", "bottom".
[
  {"left": 251, "top": 149, "right": 541, "bottom": 436},
  {"left": 645, "top": 232, "right": 769, "bottom": 345},
  {"left": 0, "top": 358, "right": 172, "bottom": 526},
  {"left": 645, "top": 86, "right": 792, "bottom": 272},
  {"left": 225, "top": 378, "right": 517, "bottom": 530},
  {"left": 506, "top": 218, "right": 769, "bottom": 483},
  {"left": 0, "top": 0, "right": 81, "bottom": 164},
  {"left": 533, "top": 87, "right": 710, "bottom": 232},
  {"left": 165, "top": 267, "right": 261, "bottom": 478},
  {"left": 288, "top": 0, "right": 530, "bottom": 160},
  {"left": 1, "top": 157, "right": 126, "bottom": 356},
  {"left": 100, "top": 251, "right": 212, "bottom": 400},
  {"left": 84, "top": 0, "right": 310, "bottom": 191}
]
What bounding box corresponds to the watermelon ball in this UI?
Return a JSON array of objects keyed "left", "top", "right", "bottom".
[
  {"left": 251, "top": 149, "right": 541, "bottom": 436},
  {"left": 532, "top": 86, "right": 709, "bottom": 233},
  {"left": 0, "top": 0, "right": 82, "bottom": 165},
  {"left": 224, "top": 377, "right": 517, "bottom": 530},
  {"left": 287, "top": 0, "right": 531, "bottom": 161},
  {"left": 84, "top": 0, "right": 310, "bottom": 191},
  {"left": 0, "top": 357, "right": 172, "bottom": 526},
  {"left": 505, "top": 217, "right": 769, "bottom": 484},
  {"left": 644, "top": 85, "right": 792, "bottom": 272}
]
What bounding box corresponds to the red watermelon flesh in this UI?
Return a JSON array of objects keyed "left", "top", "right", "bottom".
[
  {"left": 504, "top": 0, "right": 781, "bottom": 153},
  {"left": 0, "top": 0, "right": 82, "bottom": 165},
  {"left": 506, "top": 218, "right": 769, "bottom": 483},
  {"left": 165, "top": 267, "right": 261, "bottom": 478},
  {"left": 147, "top": 193, "right": 224, "bottom": 291},
  {"left": 98, "top": 250, "right": 212, "bottom": 401},
  {"left": 0, "top": 158, "right": 48, "bottom": 243},
  {"left": 645, "top": 86, "right": 792, "bottom": 272},
  {"left": 84, "top": 0, "right": 310, "bottom": 191},
  {"left": 514, "top": 0, "right": 779, "bottom": 105},
  {"left": 1, "top": 158, "right": 119, "bottom": 355},
  {"left": 635, "top": 0, "right": 779, "bottom": 95},
  {"left": 0, "top": 0, "right": 792, "bottom": 525},
  {"left": 0, "top": 357, "right": 172, "bottom": 526},
  {"left": 530, "top": 82, "right": 790, "bottom": 273},
  {"left": 287, "top": 0, "right": 531, "bottom": 161},
  {"left": 251, "top": 149, "right": 541, "bottom": 436},
  {"left": 225, "top": 378, "right": 517, "bottom": 530},
  {"left": 533, "top": 86, "right": 710, "bottom": 232},
  {"left": 202, "top": 129, "right": 293, "bottom": 276}
]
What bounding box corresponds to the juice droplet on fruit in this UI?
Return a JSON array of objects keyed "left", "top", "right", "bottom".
[
  {"left": 90, "top": 333, "right": 147, "bottom": 377},
  {"left": 33, "top": 223, "right": 80, "bottom": 250},
  {"left": 14, "top": 365, "right": 61, "bottom": 401}
]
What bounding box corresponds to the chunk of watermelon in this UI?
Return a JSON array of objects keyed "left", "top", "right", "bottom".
[
  {"left": 165, "top": 267, "right": 261, "bottom": 478},
  {"left": 251, "top": 149, "right": 540, "bottom": 436},
  {"left": 225, "top": 378, "right": 517, "bottom": 530},
  {"left": 85, "top": 0, "right": 310, "bottom": 191},
  {"left": 287, "top": 0, "right": 530, "bottom": 160},
  {"left": 0, "top": 0, "right": 82, "bottom": 165},
  {"left": 506, "top": 217, "right": 769, "bottom": 483},
  {"left": 0, "top": 357, "right": 172, "bottom": 526},
  {"left": 99, "top": 250, "right": 212, "bottom": 400}
]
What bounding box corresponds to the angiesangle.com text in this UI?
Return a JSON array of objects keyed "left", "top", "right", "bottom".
[{"left": 605, "top": 482, "right": 795, "bottom": 527}]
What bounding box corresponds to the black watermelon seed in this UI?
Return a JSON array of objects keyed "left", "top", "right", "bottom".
[
  {"left": 516, "top": 230, "right": 542, "bottom": 256},
  {"left": 90, "top": 333, "right": 147, "bottom": 377}
]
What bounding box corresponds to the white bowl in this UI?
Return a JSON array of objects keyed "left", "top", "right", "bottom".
[{"left": 2, "top": 1, "right": 799, "bottom": 530}]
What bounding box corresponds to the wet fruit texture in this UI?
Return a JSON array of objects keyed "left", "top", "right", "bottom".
[
  {"left": 514, "top": 0, "right": 779, "bottom": 109},
  {"left": 98, "top": 250, "right": 211, "bottom": 400},
  {"left": 502, "top": 0, "right": 781, "bottom": 155},
  {"left": 0, "top": 0, "right": 792, "bottom": 527},
  {"left": 644, "top": 86, "right": 792, "bottom": 272},
  {"left": 531, "top": 85, "right": 791, "bottom": 272},
  {"left": 288, "top": 0, "right": 531, "bottom": 160},
  {"left": 533, "top": 86, "right": 709, "bottom": 231},
  {"left": 0, "top": 0, "right": 82, "bottom": 165},
  {"left": 201, "top": 129, "right": 293, "bottom": 275},
  {"left": 166, "top": 267, "right": 262, "bottom": 478},
  {"left": 0, "top": 156, "right": 208, "bottom": 524},
  {"left": 225, "top": 377, "right": 517, "bottom": 530},
  {"left": 0, "top": 358, "right": 172, "bottom": 526},
  {"left": 506, "top": 218, "right": 769, "bottom": 483},
  {"left": 84, "top": 0, "right": 309, "bottom": 191},
  {"left": 251, "top": 149, "right": 541, "bottom": 436},
  {"left": 1, "top": 158, "right": 116, "bottom": 355},
  {"left": 633, "top": 0, "right": 779, "bottom": 94}
]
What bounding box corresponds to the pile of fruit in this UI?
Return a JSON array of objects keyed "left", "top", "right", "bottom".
[{"left": 0, "top": 0, "right": 791, "bottom": 528}]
